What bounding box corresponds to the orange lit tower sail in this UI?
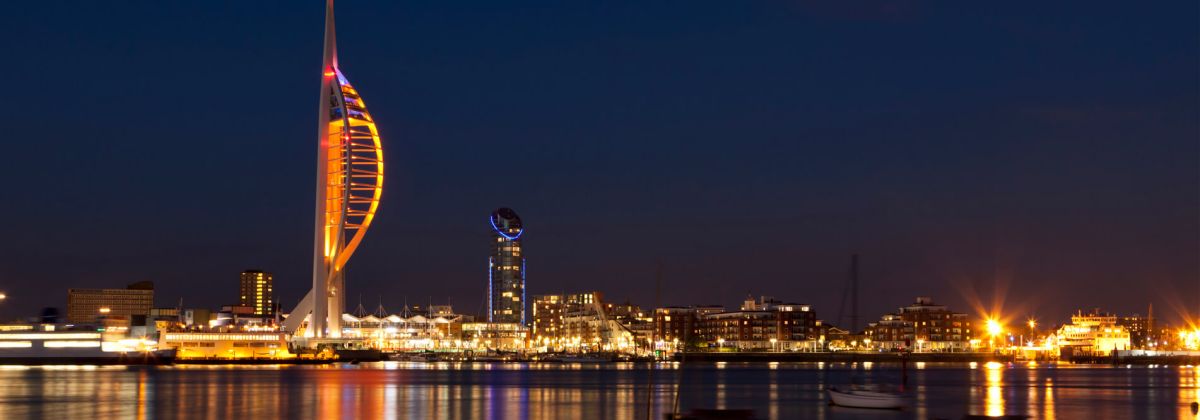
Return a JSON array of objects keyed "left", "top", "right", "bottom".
[{"left": 284, "top": 0, "right": 384, "bottom": 339}]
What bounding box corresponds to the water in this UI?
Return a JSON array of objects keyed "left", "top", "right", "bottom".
[{"left": 0, "top": 362, "right": 1196, "bottom": 419}]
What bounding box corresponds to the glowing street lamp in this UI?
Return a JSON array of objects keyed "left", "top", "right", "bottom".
[
  {"left": 716, "top": 337, "right": 725, "bottom": 350},
  {"left": 769, "top": 338, "right": 778, "bottom": 352},
  {"left": 985, "top": 318, "right": 1003, "bottom": 350},
  {"left": 0, "top": 292, "right": 7, "bottom": 300},
  {"left": 986, "top": 319, "right": 1002, "bottom": 336},
  {"left": 98, "top": 307, "right": 111, "bottom": 314}
]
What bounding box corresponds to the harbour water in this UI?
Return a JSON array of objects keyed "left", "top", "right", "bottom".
[{"left": 0, "top": 362, "right": 1195, "bottom": 419}]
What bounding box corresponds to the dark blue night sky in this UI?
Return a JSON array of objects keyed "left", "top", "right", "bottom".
[{"left": 1, "top": 1, "right": 1196, "bottom": 325}]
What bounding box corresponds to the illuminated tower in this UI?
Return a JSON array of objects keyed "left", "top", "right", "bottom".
[
  {"left": 239, "top": 270, "right": 274, "bottom": 317},
  {"left": 283, "top": 0, "right": 384, "bottom": 338},
  {"left": 488, "top": 208, "right": 526, "bottom": 324}
]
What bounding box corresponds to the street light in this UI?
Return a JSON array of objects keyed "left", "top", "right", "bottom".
[
  {"left": 716, "top": 337, "right": 725, "bottom": 350},
  {"left": 769, "top": 338, "right": 778, "bottom": 352},
  {"left": 986, "top": 318, "right": 1003, "bottom": 351},
  {"left": 0, "top": 292, "right": 7, "bottom": 300},
  {"left": 986, "top": 319, "right": 1002, "bottom": 336},
  {"left": 99, "top": 307, "right": 111, "bottom": 314}
]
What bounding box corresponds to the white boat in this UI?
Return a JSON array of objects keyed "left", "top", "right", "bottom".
[
  {"left": 827, "top": 387, "right": 906, "bottom": 409},
  {"left": 0, "top": 323, "right": 175, "bottom": 365}
]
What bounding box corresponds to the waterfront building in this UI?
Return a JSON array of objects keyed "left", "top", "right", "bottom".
[
  {"left": 488, "top": 208, "right": 526, "bottom": 324},
  {"left": 698, "top": 296, "right": 821, "bottom": 351},
  {"left": 1051, "top": 309, "right": 1131, "bottom": 356},
  {"left": 531, "top": 292, "right": 601, "bottom": 339},
  {"left": 66, "top": 281, "right": 154, "bottom": 323},
  {"left": 239, "top": 270, "right": 274, "bottom": 317},
  {"left": 1117, "top": 312, "right": 1155, "bottom": 349},
  {"left": 532, "top": 295, "right": 563, "bottom": 341},
  {"left": 282, "top": 0, "right": 386, "bottom": 340},
  {"left": 602, "top": 300, "right": 654, "bottom": 346},
  {"left": 532, "top": 292, "right": 650, "bottom": 352},
  {"left": 182, "top": 308, "right": 213, "bottom": 327},
  {"left": 653, "top": 305, "right": 725, "bottom": 350},
  {"left": 341, "top": 312, "right": 463, "bottom": 351},
  {"left": 461, "top": 322, "right": 528, "bottom": 350},
  {"left": 822, "top": 326, "right": 855, "bottom": 350},
  {"left": 864, "top": 296, "right": 975, "bottom": 352},
  {"left": 212, "top": 305, "right": 274, "bottom": 329},
  {"left": 149, "top": 308, "right": 180, "bottom": 321}
]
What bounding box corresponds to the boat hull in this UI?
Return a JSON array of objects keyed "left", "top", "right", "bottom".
[{"left": 827, "top": 388, "right": 905, "bottom": 409}]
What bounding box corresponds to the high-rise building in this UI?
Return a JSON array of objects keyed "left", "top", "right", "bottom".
[
  {"left": 66, "top": 281, "right": 154, "bottom": 323},
  {"left": 239, "top": 270, "right": 275, "bottom": 317},
  {"left": 282, "top": 0, "right": 386, "bottom": 339},
  {"left": 532, "top": 295, "right": 562, "bottom": 340},
  {"left": 488, "top": 207, "right": 526, "bottom": 324}
]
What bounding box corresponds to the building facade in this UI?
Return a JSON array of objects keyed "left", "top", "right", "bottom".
[
  {"left": 488, "top": 207, "right": 526, "bottom": 324},
  {"left": 864, "top": 296, "right": 975, "bottom": 352},
  {"left": 1116, "top": 313, "right": 1154, "bottom": 349},
  {"left": 698, "top": 296, "right": 821, "bottom": 351},
  {"left": 462, "top": 322, "right": 528, "bottom": 350},
  {"left": 653, "top": 305, "right": 725, "bottom": 350},
  {"left": 239, "top": 270, "right": 274, "bottom": 317},
  {"left": 532, "top": 292, "right": 651, "bottom": 352},
  {"left": 66, "top": 281, "right": 155, "bottom": 323},
  {"left": 532, "top": 295, "right": 563, "bottom": 341}
]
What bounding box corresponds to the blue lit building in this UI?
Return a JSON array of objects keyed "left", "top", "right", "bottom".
[{"left": 488, "top": 208, "right": 526, "bottom": 324}]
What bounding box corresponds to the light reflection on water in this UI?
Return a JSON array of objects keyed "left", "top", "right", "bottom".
[
  {"left": 985, "top": 361, "right": 1004, "bottom": 417},
  {"left": 0, "top": 362, "right": 1193, "bottom": 419}
]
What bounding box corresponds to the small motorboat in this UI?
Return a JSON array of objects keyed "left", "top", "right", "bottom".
[
  {"left": 827, "top": 387, "right": 906, "bottom": 409},
  {"left": 556, "top": 354, "right": 614, "bottom": 363}
]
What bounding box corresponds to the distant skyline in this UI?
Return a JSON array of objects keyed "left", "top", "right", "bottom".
[{"left": 0, "top": 1, "right": 1196, "bottom": 325}]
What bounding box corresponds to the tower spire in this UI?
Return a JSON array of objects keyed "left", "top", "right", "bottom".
[{"left": 323, "top": 0, "right": 338, "bottom": 70}]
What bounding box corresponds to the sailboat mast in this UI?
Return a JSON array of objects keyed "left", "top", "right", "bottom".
[{"left": 850, "top": 254, "right": 859, "bottom": 333}]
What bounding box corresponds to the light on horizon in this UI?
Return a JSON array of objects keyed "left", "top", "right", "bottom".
[{"left": 987, "top": 319, "right": 1003, "bottom": 336}]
